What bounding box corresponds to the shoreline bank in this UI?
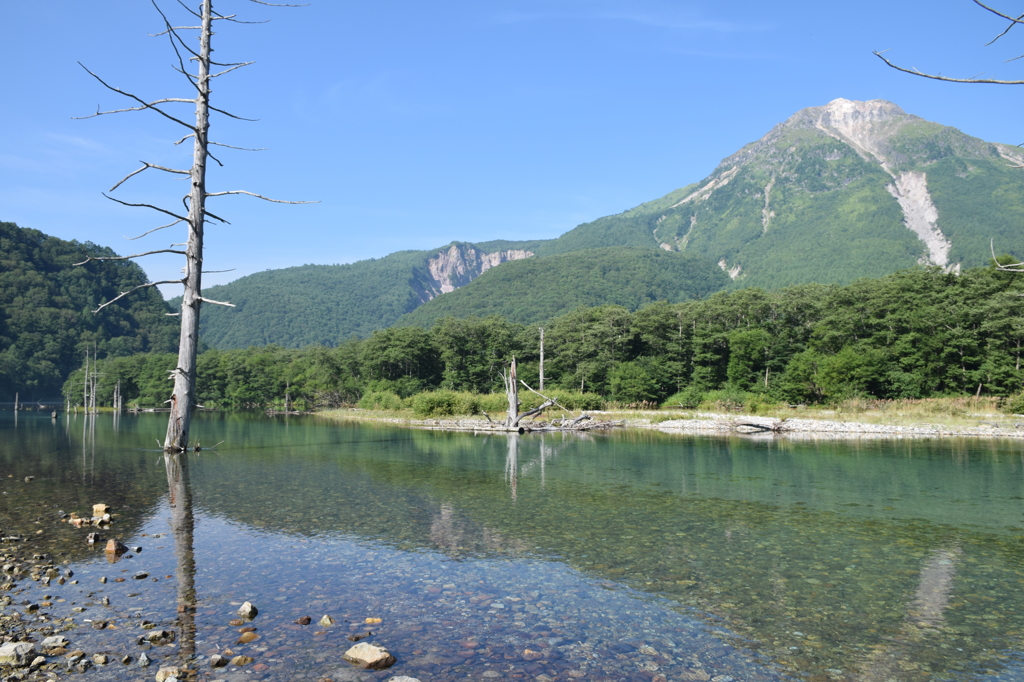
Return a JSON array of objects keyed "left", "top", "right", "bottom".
[{"left": 318, "top": 409, "right": 1024, "bottom": 440}]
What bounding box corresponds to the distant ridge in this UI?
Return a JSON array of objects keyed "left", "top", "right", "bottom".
[{"left": 193, "top": 98, "right": 1024, "bottom": 348}]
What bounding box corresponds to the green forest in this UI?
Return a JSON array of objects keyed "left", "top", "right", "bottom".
[
  {"left": 63, "top": 263, "right": 1024, "bottom": 412},
  {"left": 397, "top": 247, "right": 730, "bottom": 327},
  {"left": 0, "top": 221, "right": 178, "bottom": 400}
]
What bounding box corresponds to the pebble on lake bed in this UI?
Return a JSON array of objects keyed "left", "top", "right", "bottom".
[
  {"left": 343, "top": 642, "right": 396, "bottom": 670},
  {"left": 318, "top": 614, "right": 335, "bottom": 626},
  {"left": 237, "top": 601, "right": 258, "bottom": 619},
  {"left": 155, "top": 666, "right": 181, "bottom": 682}
]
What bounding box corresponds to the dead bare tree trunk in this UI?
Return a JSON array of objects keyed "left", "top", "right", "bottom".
[
  {"left": 164, "top": 0, "right": 212, "bottom": 452},
  {"left": 74, "top": 1, "right": 312, "bottom": 451},
  {"left": 505, "top": 356, "right": 519, "bottom": 427}
]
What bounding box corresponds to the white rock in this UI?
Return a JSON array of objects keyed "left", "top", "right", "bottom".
[
  {"left": 40, "top": 635, "right": 69, "bottom": 649},
  {"left": 156, "top": 666, "right": 182, "bottom": 682},
  {"left": 342, "top": 642, "right": 397, "bottom": 670},
  {"left": 0, "top": 642, "right": 36, "bottom": 666},
  {"left": 237, "top": 601, "right": 258, "bottom": 619}
]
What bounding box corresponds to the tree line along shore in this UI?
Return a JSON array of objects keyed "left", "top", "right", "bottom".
[{"left": 58, "top": 263, "right": 1024, "bottom": 419}]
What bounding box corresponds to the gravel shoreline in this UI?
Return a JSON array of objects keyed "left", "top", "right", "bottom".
[
  {"left": 649, "top": 413, "right": 1024, "bottom": 440},
  {"left": 324, "top": 410, "right": 1024, "bottom": 440}
]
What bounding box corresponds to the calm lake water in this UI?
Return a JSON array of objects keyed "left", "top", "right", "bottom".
[{"left": 1, "top": 411, "right": 1023, "bottom": 682}]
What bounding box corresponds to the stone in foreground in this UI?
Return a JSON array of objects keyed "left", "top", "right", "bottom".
[
  {"left": 0, "top": 642, "right": 35, "bottom": 666},
  {"left": 343, "top": 642, "right": 396, "bottom": 670},
  {"left": 155, "top": 666, "right": 181, "bottom": 682}
]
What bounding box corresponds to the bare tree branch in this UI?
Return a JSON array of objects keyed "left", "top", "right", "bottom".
[
  {"left": 248, "top": 0, "right": 310, "bottom": 6},
  {"left": 172, "top": 0, "right": 202, "bottom": 20},
  {"left": 873, "top": 50, "right": 1024, "bottom": 84},
  {"left": 75, "top": 64, "right": 198, "bottom": 129},
  {"left": 519, "top": 380, "right": 576, "bottom": 418},
  {"left": 974, "top": 0, "right": 1024, "bottom": 27},
  {"left": 126, "top": 219, "right": 185, "bottom": 241},
  {"left": 199, "top": 297, "right": 236, "bottom": 307},
  {"left": 202, "top": 209, "right": 232, "bottom": 224},
  {"left": 173, "top": 133, "right": 195, "bottom": 146},
  {"left": 74, "top": 248, "right": 187, "bottom": 266},
  {"left": 209, "top": 105, "right": 259, "bottom": 121},
  {"left": 152, "top": 1, "right": 202, "bottom": 62},
  {"left": 214, "top": 12, "right": 270, "bottom": 24},
  {"left": 93, "top": 280, "right": 185, "bottom": 313},
  {"left": 150, "top": 26, "right": 202, "bottom": 34},
  {"left": 210, "top": 141, "right": 267, "bottom": 151},
  {"left": 93, "top": 280, "right": 184, "bottom": 311},
  {"left": 205, "top": 189, "right": 318, "bottom": 204},
  {"left": 202, "top": 268, "right": 236, "bottom": 273},
  {"left": 991, "top": 238, "right": 1024, "bottom": 271},
  {"left": 110, "top": 162, "right": 190, "bottom": 192},
  {"left": 103, "top": 193, "right": 189, "bottom": 222},
  {"left": 211, "top": 61, "right": 255, "bottom": 78}
]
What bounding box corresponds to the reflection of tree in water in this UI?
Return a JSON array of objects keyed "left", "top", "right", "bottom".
[
  {"left": 430, "top": 434, "right": 573, "bottom": 557},
  {"left": 428, "top": 503, "right": 526, "bottom": 557},
  {"left": 855, "top": 546, "right": 960, "bottom": 682},
  {"left": 164, "top": 452, "right": 196, "bottom": 663},
  {"left": 507, "top": 433, "right": 573, "bottom": 499}
]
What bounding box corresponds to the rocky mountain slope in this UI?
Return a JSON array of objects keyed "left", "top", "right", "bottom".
[
  {"left": 193, "top": 98, "right": 1024, "bottom": 348},
  {"left": 396, "top": 247, "right": 730, "bottom": 328},
  {"left": 561, "top": 98, "right": 1024, "bottom": 289},
  {"left": 193, "top": 241, "right": 544, "bottom": 348}
]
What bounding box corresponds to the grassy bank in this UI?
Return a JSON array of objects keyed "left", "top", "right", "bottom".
[{"left": 320, "top": 395, "right": 1023, "bottom": 435}]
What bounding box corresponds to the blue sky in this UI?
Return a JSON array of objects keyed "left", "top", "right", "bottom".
[{"left": 2, "top": 1, "right": 1023, "bottom": 296}]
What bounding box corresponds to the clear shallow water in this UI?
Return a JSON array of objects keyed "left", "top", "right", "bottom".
[{"left": 1, "top": 411, "right": 1023, "bottom": 681}]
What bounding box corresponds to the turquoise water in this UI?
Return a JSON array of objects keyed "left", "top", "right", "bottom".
[{"left": 1, "top": 410, "right": 1023, "bottom": 681}]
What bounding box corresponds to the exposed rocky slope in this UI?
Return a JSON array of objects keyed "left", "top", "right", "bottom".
[
  {"left": 556, "top": 98, "right": 1024, "bottom": 288},
  {"left": 192, "top": 98, "right": 1024, "bottom": 348},
  {"left": 415, "top": 243, "right": 533, "bottom": 302}
]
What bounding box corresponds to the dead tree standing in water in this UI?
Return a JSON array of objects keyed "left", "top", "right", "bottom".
[{"left": 74, "top": 1, "right": 312, "bottom": 451}]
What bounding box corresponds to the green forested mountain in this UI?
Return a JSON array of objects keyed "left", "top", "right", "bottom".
[
  {"left": 182, "top": 98, "right": 1024, "bottom": 349},
  {"left": 191, "top": 241, "right": 548, "bottom": 348},
  {"left": 68, "top": 264, "right": 1024, "bottom": 409},
  {"left": 0, "top": 221, "right": 178, "bottom": 399},
  {"left": 396, "top": 247, "right": 730, "bottom": 327},
  {"left": 561, "top": 98, "right": 1024, "bottom": 288}
]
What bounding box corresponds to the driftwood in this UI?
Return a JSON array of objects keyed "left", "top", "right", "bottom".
[
  {"left": 735, "top": 419, "right": 789, "bottom": 434},
  {"left": 490, "top": 357, "right": 620, "bottom": 433}
]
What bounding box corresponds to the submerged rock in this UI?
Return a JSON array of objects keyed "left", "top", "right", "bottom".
[
  {"left": 343, "top": 642, "right": 396, "bottom": 670},
  {"left": 237, "top": 601, "right": 258, "bottom": 620},
  {"left": 155, "top": 666, "right": 182, "bottom": 682},
  {"left": 318, "top": 614, "right": 335, "bottom": 627}
]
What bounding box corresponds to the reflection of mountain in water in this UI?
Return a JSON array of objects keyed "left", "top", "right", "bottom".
[
  {"left": 11, "top": 412, "right": 1022, "bottom": 681},
  {"left": 185, "top": 420, "right": 1024, "bottom": 682}
]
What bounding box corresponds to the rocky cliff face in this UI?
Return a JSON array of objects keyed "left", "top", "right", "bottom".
[{"left": 412, "top": 243, "right": 533, "bottom": 303}]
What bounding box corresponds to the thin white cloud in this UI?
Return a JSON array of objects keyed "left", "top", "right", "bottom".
[
  {"left": 491, "top": 1, "right": 770, "bottom": 33},
  {"left": 45, "top": 133, "right": 109, "bottom": 153}
]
